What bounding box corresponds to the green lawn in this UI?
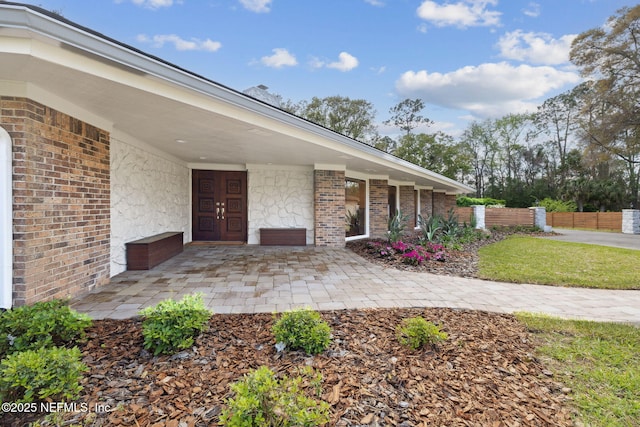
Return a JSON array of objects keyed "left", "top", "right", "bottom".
[
  {"left": 478, "top": 236, "right": 640, "bottom": 289},
  {"left": 516, "top": 313, "right": 640, "bottom": 427}
]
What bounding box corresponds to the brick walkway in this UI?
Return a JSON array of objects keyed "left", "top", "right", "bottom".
[{"left": 71, "top": 246, "right": 640, "bottom": 324}]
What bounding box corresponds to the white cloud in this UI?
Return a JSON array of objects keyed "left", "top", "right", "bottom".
[
  {"left": 136, "top": 34, "right": 221, "bottom": 52},
  {"left": 364, "top": 0, "right": 385, "bottom": 6},
  {"left": 327, "top": 52, "right": 359, "bottom": 72},
  {"left": 261, "top": 48, "right": 298, "bottom": 68},
  {"left": 523, "top": 2, "right": 541, "bottom": 18},
  {"left": 416, "top": 0, "right": 501, "bottom": 28},
  {"left": 309, "top": 52, "right": 359, "bottom": 72},
  {"left": 395, "top": 62, "right": 581, "bottom": 118},
  {"left": 497, "top": 30, "right": 576, "bottom": 65},
  {"left": 239, "top": 0, "right": 272, "bottom": 13}
]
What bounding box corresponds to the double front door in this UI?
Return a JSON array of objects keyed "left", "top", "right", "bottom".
[{"left": 192, "top": 170, "right": 247, "bottom": 242}]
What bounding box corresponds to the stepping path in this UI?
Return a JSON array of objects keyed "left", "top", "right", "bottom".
[{"left": 72, "top": 246, "right": 640, "bottom": 324}]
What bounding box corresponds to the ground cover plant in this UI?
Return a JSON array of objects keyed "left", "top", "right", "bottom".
[
  {"left": 139, "top": 293, "right": 212, "bottom": 356},
  {"left": 517, "top": 313, "right": 640, "bottom": 427},
  {"left": 478, "top": 236, "right": 640, "bottom": 289},
  {"left": 272, "top": 308, "right": 332, "bottom": 355},
  {"left": 0, "top": 299, "right": 92, "bottom": 357},
  {"left": 1, "top": 308, "right": 575, "bottom": 426}
]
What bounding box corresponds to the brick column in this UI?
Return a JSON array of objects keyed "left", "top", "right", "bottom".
[
  {"left": 433, "top": 191, "right": 446, "bottom": 217},
  {"left": 2, "top": 97, "right": 110, "bottom": 306},
  {"left": 369, "top": 179, "right": 388, "bottom": 239},
  {"left": 420, "top": 189, "right": 433, "bottom": 220},
  {"left": 399, "top": 185, "right": 416, "bottom": 229},
  {"left": 314, "top": 170, "right": 345, "bottom": 247},
  {"left": 445, "top": 194, "right": 457, "bottom": 213}
]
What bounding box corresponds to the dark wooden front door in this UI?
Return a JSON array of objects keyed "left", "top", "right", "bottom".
[{"left": 192, "top": 170, "right": 247, "bottom": 242}]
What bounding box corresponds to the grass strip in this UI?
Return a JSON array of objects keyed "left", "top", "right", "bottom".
[
  {"left": 478, "top": 236, "right": 640, "bottom": 289},
  {"left": 516, "top": 313, "right": 640, "bottom": 427}
]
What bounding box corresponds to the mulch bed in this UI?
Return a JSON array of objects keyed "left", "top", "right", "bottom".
[
  {"left": 346, "top": 228, "right": 539, "bottom": 278},
  {"left": 3, "top": 229, "right": 575, "bottom": 427},
  {"left": 2, "top": 309, "right": 574, "bottom": 427}
]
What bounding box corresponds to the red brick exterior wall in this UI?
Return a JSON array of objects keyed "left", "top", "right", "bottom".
[
  {"left": 2, "top": 97, "right": 110, "bottom": 306},
  {"left": 369, "top": 179, "right": 388, "bottom": 239},
  {"left": 314, "top": 170, "right": 345, "bottom": 247},
  {"left": 445, "top": 194, "right": 457, "bottom": 213},
  {"left": 399, "top": 185, "right": 416, "bottom": 229},
  {"left": 433, "top": 191, "right": 446, "bottom": 217},
  {"left": 420, "top": 189, "right": 433, "bottom": 220}
]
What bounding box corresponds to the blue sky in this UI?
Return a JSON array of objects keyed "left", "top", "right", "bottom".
[{"left": 25, "top": 0, "right": 637, "bottom": 136}]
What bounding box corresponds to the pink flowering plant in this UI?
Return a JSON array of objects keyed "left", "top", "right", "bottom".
[{"left": 366, "top": 239, "right": 446, "bottom": 265}]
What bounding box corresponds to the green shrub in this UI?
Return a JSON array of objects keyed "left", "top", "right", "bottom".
[
  {"left": 396, "top": 317, "right": 448, "bottom": 350},
  {"left": 0, "top": 346, "right": 87, "bottom": 403},
  {"left": 219, "top": 365, "right": 330, "bottom": 427},
  {"left": 457, "top": 196, "right": 506, "bottom": 207},
  {"left": 272, "top": 308, "right": 331, "bottom": 355},
  {"left": 538, "top": 197, "right": 577, "bottom": 212},
  {"left": 0, "top": 299, "right": 92, "bottom": 357},
  {"left": 139, "top": 293, "right": 212, "bottom": 355}
]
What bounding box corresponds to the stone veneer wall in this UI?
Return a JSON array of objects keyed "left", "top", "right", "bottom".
[
  {"left": 433, "top": 192, "right": 447, "bottom": 217},
  {"left": 420, "top": 189, "right": 433, "bottom": 219},
  {"left": 622, "top": 209, "right": 640, "bottom": 234},
  {"left": 247, "top": 167, "right": 314, "bottom": 244},
  {"left": 399, "top": 185, "right": 416, "bottom": 229},
  {"left": 110, "top": 135, "right": 190, "bottom": 276},
  {"left": 369, "top": 179, "right": 389, "bottom": 239},
  {"left": 2, "top": 97, "right": 110, "bottom": 306},
  {"left": 314, "top": 170, "right": 345, "bottom": 246}
]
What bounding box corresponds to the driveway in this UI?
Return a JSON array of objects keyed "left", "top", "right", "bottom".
[
  {"left": 71, "top": 245, "right": 640, "bottom": 325},
  {"left": 543, "top": 228, "right": 640, "bottom": 251}
]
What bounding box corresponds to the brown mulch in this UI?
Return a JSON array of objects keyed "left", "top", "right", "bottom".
[
  {"left": 3, "top": 229, "right": 575, "bottom": 427},
  {"left": 3, "top": 308, "right": 574, "bottom": 427}
]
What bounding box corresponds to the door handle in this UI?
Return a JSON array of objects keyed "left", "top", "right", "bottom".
[
  {"left": 221, "top": 207, "right": 225, "bottom": 220},
  {"left": 216, "top": 207, "right": 220, "bottom": 219}
]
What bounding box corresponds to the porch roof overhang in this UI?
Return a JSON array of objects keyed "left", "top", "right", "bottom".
[{"left": 0, "top": 2, "right": 474, "bottom": 194}]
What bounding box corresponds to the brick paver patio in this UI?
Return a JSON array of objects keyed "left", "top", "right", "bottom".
[{"left": 71, "top": 246, "right": 640, "bottom": 324}]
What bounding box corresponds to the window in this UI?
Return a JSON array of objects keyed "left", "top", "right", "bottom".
[{"left": 345, "top": 178, "right": 366, "bottom": 237}]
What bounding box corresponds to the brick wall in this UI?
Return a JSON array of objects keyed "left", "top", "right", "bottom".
[
  {"left": 1, "top": 97, "right": 110, "bottom": 306},
  {"left": 369, "top": 179, "right": 388, "bottom": 239},
  {"left": 314, "top": 170, "right": 345, "bottom": 247},
  {"left": 420, "top": 189, "right": 433, "bottom": 220},
  {"left": 445, "top": 194, "right": 457, "bottom": 213},
  {"left": 433, "top": 192, "right": 446, "bottom": 217},
  {"left": 399, "top": 185, "right": 416, "bottom": 229}
]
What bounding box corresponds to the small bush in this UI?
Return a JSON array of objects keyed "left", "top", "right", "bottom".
[
  {"left": 0, "top": 299, "right": 92, "bottom": 358},
  {"left": 219, "top": 365, "right": 330, "bottom": 427},
  {"left": 0, "top": 346, "right": 87, "bottom": 403},
  {"left": 272, "top": 308, "right": 331, "bottom": 355},
  {"left": 396, "top": 317, "right": 448, "bottom": 350},
  {"left": 139, "top": 293, "right": 212, "bottom": 356}
]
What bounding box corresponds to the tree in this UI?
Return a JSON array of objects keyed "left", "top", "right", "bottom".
[
  {"left": 393, "top": 133, "right": 472, "bottom": 181},
  {"left": 384, "top": 99, "right": 433, "bottom": 136},
  {"left": 534, "top": 84, "right": 588, "bottom": 188},
  {"left": 286, "top": 96, "right": 378, "bottom": 143},
  {"left": 459, "top": 120, "right": 500, "bottom": 198},
  {"left": 570, "top": 5, "right": 640, "bottom": 207}
]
